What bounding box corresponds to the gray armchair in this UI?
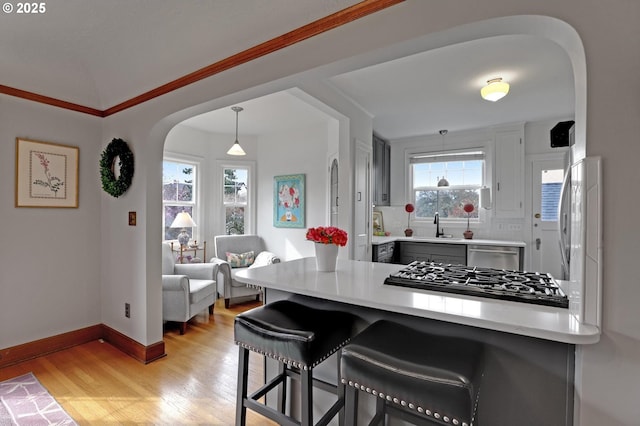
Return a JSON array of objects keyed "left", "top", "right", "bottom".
[
  {"left": 162, "top": 243, "right": 217, "bottom": 334},
  {"left": 210, "top": 235, "right": 280, "bottom": 308}
]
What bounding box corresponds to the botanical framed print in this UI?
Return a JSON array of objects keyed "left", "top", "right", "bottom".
[
  {"left": 273, "top": 174, "right": 305, "bottom": 228},
  {"left": 15, "top": 138, "right": 79, "bottom": 208}
]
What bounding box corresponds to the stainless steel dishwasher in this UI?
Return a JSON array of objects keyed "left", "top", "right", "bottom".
[{"left": 467, "top": 245, "right": 521, "bottom": 270}]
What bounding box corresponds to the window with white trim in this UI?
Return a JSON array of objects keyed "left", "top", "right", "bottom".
[
  {"left": 410, "top": 150, "right": 484, "bottom": 221},
  {"left": 223, "top": 165, "right": 250, "bottom": 234},
  {"left": 163, "top": 159, "right": 199, "bottom": 241}
]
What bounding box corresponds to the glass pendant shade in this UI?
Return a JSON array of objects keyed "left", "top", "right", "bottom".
[
  {"left": 481, "top": 78, "right": 510, "bottom": 102},
  {"left": 438, "top": 177, "right": 450, "bottom": 187},
  {"left": 227, "top": 140, "right": 246, "bottom": 156}
]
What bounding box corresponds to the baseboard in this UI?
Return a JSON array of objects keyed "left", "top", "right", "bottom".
[
  {"left": 101, "top": 325, "right": 166, "bottom": 364},
  {"left": 0, "top": 325, "right": 103, "bottom": 368},
  {"left": 0, "top": 324, "right": 166, "bottom": 368}
]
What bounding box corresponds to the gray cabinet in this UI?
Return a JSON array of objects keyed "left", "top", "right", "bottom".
[
  {"left": 372, "top": 241, "right": 395, "bottom": 263},
  {"left": 396, "top": 241, "right": 466, "bottom": 265},
  {"left": 372, "top": 134, "right": 390, "bottom": 206}
]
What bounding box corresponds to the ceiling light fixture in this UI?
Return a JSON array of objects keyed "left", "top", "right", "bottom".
[
  {"left": 227, "top": 106, "right": 246, "bottom": 156},
  {"left": 437, "top": 129, "right": 449, "bottom": 187},
  {"left": 481, "top": 77, "right": 510, "bottom": 102}
]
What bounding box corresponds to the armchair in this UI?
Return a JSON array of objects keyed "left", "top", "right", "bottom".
[
  {"left": 162, "top": 243, "right": 217, "bottom": 334},
  {"left": 210, "top": 235, "right": 280, "bottom": 308}
]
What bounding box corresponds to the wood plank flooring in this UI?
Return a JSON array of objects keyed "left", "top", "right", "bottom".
[{"left": 0, "top": 299, "right": 277, "bottom": 425}]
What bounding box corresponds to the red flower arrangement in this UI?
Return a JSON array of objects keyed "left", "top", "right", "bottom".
[
  {"left": 463, "top": 203, "right": 475, "bottom": 229},
  {"left": 405, "top": 203, "right": 415, "bottom": 226},
  {"left": 404, "top": 203, "right": 415, "bottom": 237},
  {"left": 306, "top": 226, "right": 348, "bottom": 246}
]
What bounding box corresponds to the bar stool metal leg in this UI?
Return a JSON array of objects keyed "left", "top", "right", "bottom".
[{"left": 236, "top": 346, "right": 249, "bottom": 426}]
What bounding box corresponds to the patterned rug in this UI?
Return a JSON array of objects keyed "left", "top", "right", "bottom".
[{"left": 0, "top": 372, "right": 77, "bottom": 425}]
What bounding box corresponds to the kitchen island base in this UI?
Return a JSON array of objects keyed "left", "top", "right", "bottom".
[{"left": 264, "top": 289, "right": 575, "bottom": 426}]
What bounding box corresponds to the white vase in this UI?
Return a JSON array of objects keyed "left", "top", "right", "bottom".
[{"left": 315, "top": 243, "right": 338, "bottom": 272}]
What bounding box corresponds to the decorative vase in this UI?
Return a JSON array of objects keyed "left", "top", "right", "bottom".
[
  {"left": 315, "top": 243, "right": 338, "bottom": 272},
  {"left": 463, "top": 229, "right": 474, "bottom": 239},
  {"left": 404, "top": 228, "right": 413, "bottom": 237}
]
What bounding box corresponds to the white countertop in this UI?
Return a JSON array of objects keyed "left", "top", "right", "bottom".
[
  {"left": 236, "top": 257, "right": 599, "bottom": 345},
  {"left": 372, "top": 235, "right": 526, "bottom": 247}
]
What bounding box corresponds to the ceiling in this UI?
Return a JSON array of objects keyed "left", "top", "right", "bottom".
[
  {"left": 181, "top": 34, "right": 575, "bottom": 140},
  {"left": 1, "top": 1, "right": 575, "bottom": 140},
  {"left": 0, "top": 0, "right": 361, "bottom": 109}
]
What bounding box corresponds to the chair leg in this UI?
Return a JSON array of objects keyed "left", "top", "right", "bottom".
[
  {"left": 277, "top": 362, "right": 287, "bottom": 414},
  {"left": 209, "top": 304, "right": 214, "bottom": 315},
  {"left": 179, "top": 322, "right": 187, "bottom": 335},
  {"left": 344, "top": 385, "right": 358, "bottom": 426},
  {"left": 301, "top": 368, "right": 313, "bottom": 426},
  {"left": 236, "top": 347, "right": 250, "bottom": 426},
  {"left": 225, "top": 298, "right": 231, "bottom": 309},
  {"left": 369, "top": 396, "right": 386, "bottom": 426}
]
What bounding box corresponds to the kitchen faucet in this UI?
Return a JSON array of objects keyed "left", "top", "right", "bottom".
[{"left": 434, "top": 212, "right": 444, "bottom": 237}]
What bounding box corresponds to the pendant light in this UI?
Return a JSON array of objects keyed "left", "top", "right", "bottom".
[
  {"left": 481, "top": 77, "right": 510, "bottom": 102},
  {"left": 227, "top": 106, "right": 246, "bottom": 156},
  {"left": 437, "top": 129, "right": 449, "bottom": 187}
]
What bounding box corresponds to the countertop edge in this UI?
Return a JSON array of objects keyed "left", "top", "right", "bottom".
[
  {"left": 372, "top": 236, "right": 526, "bottom": 247},
  {"left": 235, "top": 258, "right": 599, "bottom": 345}
]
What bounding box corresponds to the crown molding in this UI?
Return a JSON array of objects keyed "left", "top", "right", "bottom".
[{"left": 1, "top": 0, "right": 404, "bottom": 118}]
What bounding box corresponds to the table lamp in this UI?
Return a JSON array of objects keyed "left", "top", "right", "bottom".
[{"left": 170, "top": 211, "right": 196, "bottom": 247}]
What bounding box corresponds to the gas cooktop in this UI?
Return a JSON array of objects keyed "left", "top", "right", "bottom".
[{"left": 385, "top": 261, "right": 569, "bottom": 308}]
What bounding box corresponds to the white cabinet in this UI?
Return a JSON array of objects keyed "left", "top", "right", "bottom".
[{"left": 494, "top": 129, "right": 524, "bottom": 218}]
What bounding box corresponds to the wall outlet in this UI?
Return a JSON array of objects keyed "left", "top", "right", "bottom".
[{"left": 125, "top": 303, "right": 130, "bottom": 318}]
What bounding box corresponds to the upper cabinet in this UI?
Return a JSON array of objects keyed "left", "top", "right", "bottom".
[
  {"left": 494, "top": 127, "right": 525, "bottom": 218},
  {"left": 372, "top": 134, "right": 390, "bottom": 206}
]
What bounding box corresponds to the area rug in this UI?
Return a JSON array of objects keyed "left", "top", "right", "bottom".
[{"left": 0, "top": 372, "right": 77, "bottom": 425}]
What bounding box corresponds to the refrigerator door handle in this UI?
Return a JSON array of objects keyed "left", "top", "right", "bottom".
[{"left": 558, "top": 168, "right": 571, "bottom": 278}]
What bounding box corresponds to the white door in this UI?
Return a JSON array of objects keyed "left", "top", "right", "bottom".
[
  {"left": 531, "top": 157, "right": 564, "bottom": 277},
  {"left": 353, "top": 142, "right": 371, "bottom": 261}
]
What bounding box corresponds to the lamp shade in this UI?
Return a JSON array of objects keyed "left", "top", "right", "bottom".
[
  {"left": 170, "top": 211, "right": 196, "bottom": 228},
  {"left": 481, "top": 78, "right": 510, "bottom": 102},
  {"left": 226, "top": 141, "right": 246, "bottom": 156}
]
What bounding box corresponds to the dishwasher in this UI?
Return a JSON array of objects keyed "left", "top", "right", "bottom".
[{"left": 467, "top": 245, "right": 521, "bottom": 270}]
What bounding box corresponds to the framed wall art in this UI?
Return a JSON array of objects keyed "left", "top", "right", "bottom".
[
  {"left": 273, "top": 174, "right": 305, "bottom": 228},
  {"left": 15, "top": 138, "right": 79, "bottom": 208}
]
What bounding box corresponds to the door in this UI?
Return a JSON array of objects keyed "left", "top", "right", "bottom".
[{"left": 531, "top": 157, "right": 564, "bottom": 277}]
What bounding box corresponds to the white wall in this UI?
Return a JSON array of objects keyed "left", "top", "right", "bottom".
[
  {"left": 2, "top": 3, "right": 639, "bottom": 424},
  {"left": 256, "top": 122, "right": 332, "bottom": 260},
  {"left": 0, "top": 97, "right": 102, "bottom": 348}
]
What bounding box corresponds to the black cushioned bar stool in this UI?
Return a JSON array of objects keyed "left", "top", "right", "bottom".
[
  {"left": 235, "top": 299, "right": 357, "bottom": 426},
  {"left": 341, "top": 320, "right": 484, "bottom": 426}
]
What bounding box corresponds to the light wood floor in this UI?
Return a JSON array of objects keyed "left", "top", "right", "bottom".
[{"left": 0, "top": 299, "right": 277, "bottom": 425}]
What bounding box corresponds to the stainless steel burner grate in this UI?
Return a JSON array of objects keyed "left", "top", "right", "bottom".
[{"left": 385, "top": 261, "right": 569, "bottom": 308}]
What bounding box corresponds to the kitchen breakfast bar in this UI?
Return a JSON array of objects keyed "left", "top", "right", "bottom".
[{"left": 236, "top": 258, "right": 600, "bottom": 425}]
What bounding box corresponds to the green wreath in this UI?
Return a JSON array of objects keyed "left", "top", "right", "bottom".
[{"left": 100, "top": 138, "right": 134, "bottom": 198}]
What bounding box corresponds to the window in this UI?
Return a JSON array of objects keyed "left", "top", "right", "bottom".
[
  {"left": 410, "top": 151, "right": 484, "bottom": 220},
  {"left": 540, "top": 168, "right": 563, "bottom": 221},
  {"left": 163, "top": 159, "right": 198, "bottom": 241},
  {"left": 223, "top": 166, "right": 249, "bottom": 234}
]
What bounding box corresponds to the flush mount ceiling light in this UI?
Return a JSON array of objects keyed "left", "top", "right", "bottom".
[
  {"left": 227, "top": 106, "right": 246, "bottom": 156},
  {"left": 437, "top": 129, "right": 449, "bottom": 187},
  {"left": 481, "top": 77, "right": 510, "bottom": 102}
]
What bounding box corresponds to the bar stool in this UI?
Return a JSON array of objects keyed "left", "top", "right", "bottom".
[
  {"left": 341, "top": 320, "right": 485, "bottom": 426},
  {"left": 234, "top": 299, "right": 357, "bottom": 426}
]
